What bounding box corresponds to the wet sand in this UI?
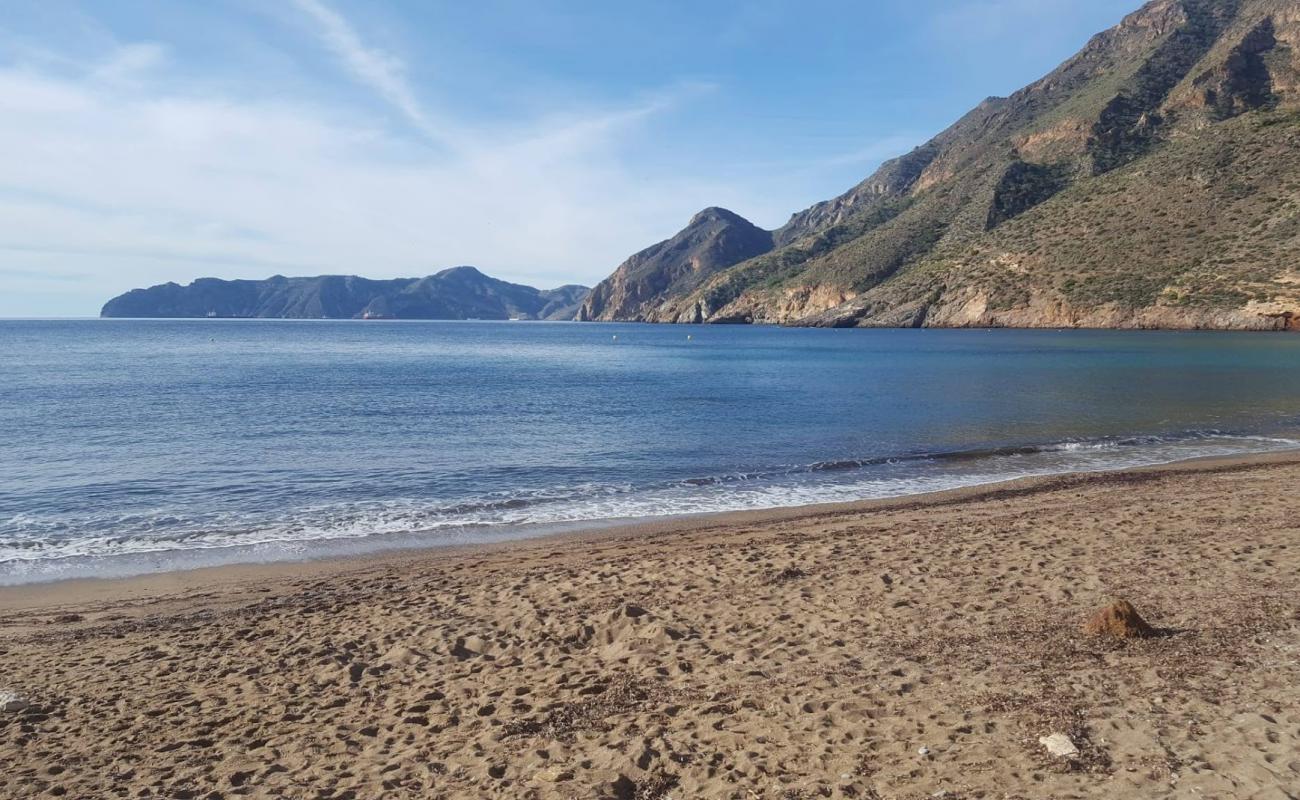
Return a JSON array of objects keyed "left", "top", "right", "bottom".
[{"left": 2, "top": 453, "right": 1298, "bottom": 798}]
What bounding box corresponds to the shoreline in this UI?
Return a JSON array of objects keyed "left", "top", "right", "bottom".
[
  {"left": 20, "top": 317, "right": 1300, "bottom": 331},
  {"left": 4, "top": 447, "right": 1296, "bottom": 613},
  {"left": 3, "top": 448, "right": 1298, "bottom": 797}
]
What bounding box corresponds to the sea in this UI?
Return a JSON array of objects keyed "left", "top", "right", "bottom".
[{"left": 3, "top": 319, "right": 1300, "bottom": 585}]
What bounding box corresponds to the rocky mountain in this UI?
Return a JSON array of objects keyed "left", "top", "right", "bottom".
[
  {"left": 581, "top": 0, "right": 1300, "bottom": 330},
  {"left": 101, "top": 267, "right": 589, "bottom": 321},
  {"left": 576, "top": 207, "right": 773, "bottom": 321}
]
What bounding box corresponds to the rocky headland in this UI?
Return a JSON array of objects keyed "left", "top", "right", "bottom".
[{"left": 579, "top": 0, "right": 1300, "bottom": 331}]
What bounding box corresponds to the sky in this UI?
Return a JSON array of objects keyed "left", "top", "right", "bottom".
[{"left": 0, "top": 0, "right": 1143, "bottom": 317}]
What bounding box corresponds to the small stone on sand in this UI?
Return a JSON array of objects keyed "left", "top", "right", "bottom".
[
  {"left": 535, "top": 766, "right": 571, "bottom": 782},
  {"left": 1, "top": 691, "right": 29, "bottom": 713},
  {"left": 1039, "top": 733, "right": 1080, "bottom": 758},
  {"left": 1082, "top": 598, "right": 1155, "bottom": 639}
]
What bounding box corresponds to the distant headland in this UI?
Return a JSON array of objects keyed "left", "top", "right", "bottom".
[{"left": 100, "top": 266, "right": 589, "bottom": 321}]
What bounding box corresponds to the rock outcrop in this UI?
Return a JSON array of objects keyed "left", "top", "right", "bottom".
[
  {"left": 0, "top": 691, "right": 30, "bottom": 713},
  {"left": 575, "top": 208, "right": 772, "bottom": 322}
]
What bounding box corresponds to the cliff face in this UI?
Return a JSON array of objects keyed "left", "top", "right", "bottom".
[
  {"left": 581, "top": 0, "right": 1300, "bottom": 330},
  {"left": 101, "top": 267, "right": 589, "bottom": 321},
  {"left": 575, "top": 208, "right": 773, "bottom": 322}
]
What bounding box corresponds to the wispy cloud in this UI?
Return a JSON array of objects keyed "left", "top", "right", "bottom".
[
  {"left": 288, "top": 0, "right": 457, "bottom": 148},
  {"left": 0, "top": 266, "right": 90, "bottom": 282},
  {"left": 504, "top": 80, "right": 718, "bottom": 156},
  {"left": 0, "top": 0, "right": 914, "bottom": 316},
  {"left": 90, "top": 41, "right": 167, "bottom": 85},
  {"left": 0, "top": 38, "right": 755, "bottom": 315},
  {"left": 286, "top": 0, "right": 717, "bottom": 157},
  {"left": 712, "top": 134, "right": 922, "bottom": 180},
  {"left": 810, "top": 135, "right": 924, "bottom": 170}
]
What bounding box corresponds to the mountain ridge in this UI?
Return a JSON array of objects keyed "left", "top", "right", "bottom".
[
  {"left": 101, "top": 266, "right": 589, "bottom": 321},
  {"left": 575, "top": 207, "right": 774, "bottom": 322},
  {"left": 100, "top": 0, "right": 1300, "bottom": 331},
  {"left": 579, "top": 0, "right": 1300, "bottom": 331}
]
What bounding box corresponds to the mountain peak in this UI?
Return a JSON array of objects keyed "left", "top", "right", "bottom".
[
  {"left": 576, "top": 207, "right": 774, "bottom": 322},
  {"left": 688, "top": 207, "right": 754, "bottom": 227},
  {"left": 578, "top": 0, "right": 1300, "bottom": 331},
  {"left": 434, "top": 265, "right": 485, "bottom": 278}
]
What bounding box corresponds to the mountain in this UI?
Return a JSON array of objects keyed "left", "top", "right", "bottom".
[
  {"left": 581, "top": 0, "right": 1300, "bottom": 330},
  {"left": 575, "top": 207, "right": 774, "bottom": 321},
  {"left": 101, "top": 267, "right": 589, "bottom": 321}
]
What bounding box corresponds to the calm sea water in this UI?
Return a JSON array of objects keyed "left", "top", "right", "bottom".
[{"left": 3, "top": 320, "right": 1300, "bottom": 584}]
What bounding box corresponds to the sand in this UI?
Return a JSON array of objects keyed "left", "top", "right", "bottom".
[{"left": 2, "top": 454, "right": 1299, "bottom": 799}]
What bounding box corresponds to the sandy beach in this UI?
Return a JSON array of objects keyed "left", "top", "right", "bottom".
[{"left": 2, "top": 453, "right": 1298, "bottom": 799}]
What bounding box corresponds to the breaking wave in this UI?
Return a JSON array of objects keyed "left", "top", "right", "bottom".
[{"left": 3, "top": 428, "right": 1296, "bottom": 584}]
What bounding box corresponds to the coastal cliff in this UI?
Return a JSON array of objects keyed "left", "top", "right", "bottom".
[
  {"left": 101, "top": 267, "right": 588, "bottom": 321},
  {"left": 581, "top": 0, "right": 1300, "bottom": 330},
  {"left": 576, "top": 208, "right": 773, "bottom": 322}
]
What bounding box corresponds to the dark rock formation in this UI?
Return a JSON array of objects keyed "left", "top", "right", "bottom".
[{"left": 985, "top": 161, "right": 1070, "bottom": 230}]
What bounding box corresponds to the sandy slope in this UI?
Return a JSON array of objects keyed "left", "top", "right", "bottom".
[{"left": 2, "top": 455, "right": 1299, "bottom": 799}]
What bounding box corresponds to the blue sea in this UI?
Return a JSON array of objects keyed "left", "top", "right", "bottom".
[{"left": 3, "top": 320, "right": 1300, "bottom": 585}]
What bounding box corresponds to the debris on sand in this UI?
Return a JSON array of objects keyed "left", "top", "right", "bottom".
[
  {"left": 1039, "top": 732, "right": 1080, "bottom": 758},
  {"left": 1082, "top": 598, "right": 1155, "bottom": 639},
  {"left": 1, "top": 691, "right": 30, "bottom": 713}
]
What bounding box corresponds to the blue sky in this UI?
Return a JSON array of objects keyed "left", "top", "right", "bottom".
[{"left": 0, "top": 0, "right": 1141, "bottom": 317}]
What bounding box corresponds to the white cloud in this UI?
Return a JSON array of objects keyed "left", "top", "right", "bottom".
[
  {"left": 287, "top": 0, "right": 457, "bottom": 149},
  {"left": 0, "top": 38, "right": 769, "bottom": 315},
  {"left": 0, "top": 0, "right": 909, "bottom": 316}
]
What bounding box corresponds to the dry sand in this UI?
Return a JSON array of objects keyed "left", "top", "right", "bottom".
[{"left": 1, "top": 454, "right": 1299, "bottom": 799}]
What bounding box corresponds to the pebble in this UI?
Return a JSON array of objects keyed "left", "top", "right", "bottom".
[
  {"left": 1039, "top": 732, "right": 1080, "bottom": 758},
  {"left": 1, "top": 691, "right": 29, "bottom": 713},
  {"left": 535, "top": 766, "right": 571, "bottom": 782}
]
